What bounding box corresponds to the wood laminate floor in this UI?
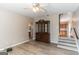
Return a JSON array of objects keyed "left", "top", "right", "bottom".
[{"left": 8, "top": 41, "right": 79, "bottom": 55}]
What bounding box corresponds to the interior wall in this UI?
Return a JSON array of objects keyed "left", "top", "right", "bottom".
[
  {"left": 74, "top": 16, "right": 79, "bottom": 37},
  {"left": 72, "top": 10, "right": 79, "bottom": 38},
  {"left": 51, "top": 14, "right": 59, "bottom": 43},
  {"left": 33, "top": 14, "right": 59, "bottom": 43},
  {"left": 0, "top": 8, "right": 33, "bottom": 50}
]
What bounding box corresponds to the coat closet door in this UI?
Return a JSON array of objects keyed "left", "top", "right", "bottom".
[{"left": 36, "top": 20, "right": 50, "bottom": 43}]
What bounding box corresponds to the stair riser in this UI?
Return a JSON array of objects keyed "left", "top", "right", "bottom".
[
  {"left": 59, "top": 41, "right": 76, "bottom": 44},
  {"left": 59, "top": 40, "right": 75, "bottom": 43}
]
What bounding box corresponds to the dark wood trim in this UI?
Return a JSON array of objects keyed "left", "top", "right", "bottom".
[
  {"left": 73, "top": 28, "right": 79, "bottom": 39},
  {"left": 59, "top": 14, "right": 63, "bottom": 37},
  {"left": 44, "top": 23, "right": 45, "bottom": 32}
]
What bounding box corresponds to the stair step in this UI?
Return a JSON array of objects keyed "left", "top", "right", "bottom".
[
  {"left": 59, "top": 37, "right": 74, "bottom": 39},
  {"left": 59, "top": 40, "right": 76, "bottom": 44},
  {"left": 58, "top": 42, "right": 76, "bottom": 47},
  {"left": 59, "top": 37, "right": 75, "bottom": 40},
  {"left": 59, "top": 39, "right": 76, "bottom": 44},
  {"left": 57, "top": 45, "right": 78, "bottom": 52}
]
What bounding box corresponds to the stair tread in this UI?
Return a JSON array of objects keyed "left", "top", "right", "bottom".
[
  {"left": 59, "top": 37, "right": 74, "bottom": 39},
  {"left": 58, "top": 40, "right": 76, "bottom": 44},
  {"left": 57, "top": 45, "right": 78, "bottom": 51},
  {"left": 59, "top": 39, "right": 75, "bottom": 43},
  {"left": 59, "top": 39, "right": 75, "bottom": 41},
  {"left": 58, "top": 42, "right": 76, "bottom": 47}
]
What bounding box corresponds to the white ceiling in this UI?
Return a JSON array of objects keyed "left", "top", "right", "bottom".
[{"left": 0, "top": 3, "right": 79, "bottom": 18}]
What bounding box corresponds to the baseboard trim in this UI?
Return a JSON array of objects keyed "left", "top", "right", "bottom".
[
  {"left": 0, "top": 40, "right": 30, "bottom": 51},
  {"left": 50, "top": 41, "right": 58, "bottom": 44}
]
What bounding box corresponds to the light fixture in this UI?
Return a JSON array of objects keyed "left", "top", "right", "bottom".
[
  {"left": 33, "top": 7, "right": 39, "bottom": 12},
  {"left": 32, "top": 3, "right": 40, "bottom": 12},
  {"left": 35, "top": 7, "right": 39, "bottom": 11},
  {"left": 33, "top": 7, "right": 37, "bottom": 12},
  {"left": 24, "top": 3, "right": 46, "bottom": 13},
  {"left": 28, "top": 23, "right": 31, "bottom": 27}
]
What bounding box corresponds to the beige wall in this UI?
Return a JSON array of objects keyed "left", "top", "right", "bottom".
[{"left": 0, "top": 8, "right": 33, "bottom": 50}]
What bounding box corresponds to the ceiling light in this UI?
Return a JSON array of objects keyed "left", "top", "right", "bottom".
[
  {"left": 35, "top": 7, "right": 39, "bottom": 11},
  {"left": 33, "top": 7, "right": 37, "bottom": 12},
  {"left": 33, "top": 7, "right": 39, "bottom": 12}
]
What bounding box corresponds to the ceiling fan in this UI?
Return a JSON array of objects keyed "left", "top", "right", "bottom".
[{"left": 24, "top": 3, "right": 47, "bottom": 13}]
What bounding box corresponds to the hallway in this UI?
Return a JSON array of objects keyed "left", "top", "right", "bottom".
[{"left": 8, "top": 41, "right": 78, "bottom": 55}]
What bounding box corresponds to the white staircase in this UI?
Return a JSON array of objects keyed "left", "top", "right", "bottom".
[
  {"left": 58, "top": 16, "right": 79, "bottom": 52},
  {"left": 58, "top": 27, "right": 79, "bottom": 52},
  {"left": 57, "top": 38, "right": 78, "bottom": 51}
]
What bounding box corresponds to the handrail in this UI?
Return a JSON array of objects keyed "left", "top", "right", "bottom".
[{"left": 73, "top": 28, "right": 79, "bottom": 39}]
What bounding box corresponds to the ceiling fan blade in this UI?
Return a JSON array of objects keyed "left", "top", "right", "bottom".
[
  {"left": 40, "top": 3, "right": 49, "bottom": 7},
  {"left": 23, "top": 3, "right": 49, "bottom": 13},
  {"left": 32, "top": 3, "right": 40, "bottom": 7}
]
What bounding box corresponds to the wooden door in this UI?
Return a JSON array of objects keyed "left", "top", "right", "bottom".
[{"left": 35, "top": 20, "right": 50, "bottom": 43}]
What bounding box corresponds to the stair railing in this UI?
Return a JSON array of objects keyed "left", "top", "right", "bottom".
[
  {"left": 73, "top": 27, "right": 79, "bottom": 40},
  {"left": 73, "top": 27, "right": 79, "bottom": 52}
]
